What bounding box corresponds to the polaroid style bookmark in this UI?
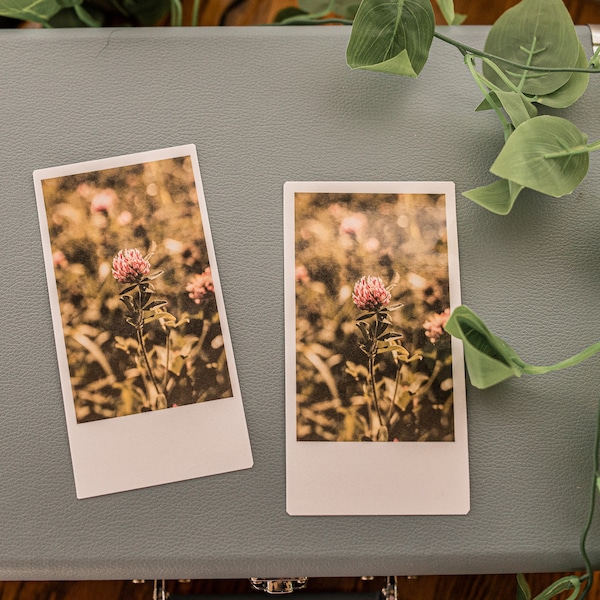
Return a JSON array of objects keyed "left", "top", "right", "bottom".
[{"left": 33, "top": 144, "right": 253, "bottom": 498}]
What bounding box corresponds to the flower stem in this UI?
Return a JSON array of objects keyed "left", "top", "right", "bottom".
[
  {"left": 577, "top": 400, "right": 600, "bottom": 599},
  {"left": 367, "top": 314, "right": 387, "bottom": 439},
  {"left": 136, "top": 285, "right": 161, "bottom": 399}
]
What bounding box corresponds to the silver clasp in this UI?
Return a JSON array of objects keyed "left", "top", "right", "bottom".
[{"left": 250, "top": 578, "right": 308, "bottom": 594}]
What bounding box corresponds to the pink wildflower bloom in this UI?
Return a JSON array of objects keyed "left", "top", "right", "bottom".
[
  {"left": 340, "top": 213, "right": 367, "bottom": 236},
  {"left": 52, "top": 250, "right": 68, "bottom": 269},
  {"left": 295, "top": 265, "right": 310, "bottom": 283},
  {"left": 186, "top": 267, "right": 214, "bottom": 304},
  {"left": 112, "top": 248, "right": 151, "bottom": 284},
  {"left": 91, "top": 189, "right": 117, "bottom": 213},
  {"left": 352, "top": 276, "right": 391, "bottom": 311},
  {"left": 423, "top": 308, "right": 451, "bottom": 344}
]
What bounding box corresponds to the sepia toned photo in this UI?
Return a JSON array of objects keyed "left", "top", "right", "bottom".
[
  {"left": 39, "top": 153, "right": 231, "bottom": 422},
  {"left": 34, "top": 146, "right": 253, "bottom": 498},
  {"left": 294, "top": 189, "right": 455, "bottom": 442},
  {"left": 285, "top": 181, "right": 468, "bottom": 515}
]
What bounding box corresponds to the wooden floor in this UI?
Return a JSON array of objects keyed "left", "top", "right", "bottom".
[
  {"left": 3, "top": 1, "right": 600, "bottom": 599},
  {"left": 1, "top": 573, "right": 600, "bottom": 600}
]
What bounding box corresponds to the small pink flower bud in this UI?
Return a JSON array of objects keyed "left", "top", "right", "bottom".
[
  {"left": 423, "top": 308, "right": 451, "bottom": 344},
  {"left": 352, "top": 276, "right": 391, "bottom": 311},
  {"left": 186, "top": 267, "right": 214, "bottom": 304},
  {"left": 112, "top": 248, "right": 151, "bottom": 284}
]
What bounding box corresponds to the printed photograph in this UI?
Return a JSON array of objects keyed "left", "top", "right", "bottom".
[
  {"left": 294, "top": 189, "right": 455, "bottom": 442},
  {"left": 39, "top": 153, "right": 232, "bottom": 423}
]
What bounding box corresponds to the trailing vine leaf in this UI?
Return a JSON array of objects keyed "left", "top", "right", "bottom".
[
  {"left": 346, "top": 0, "right": 435, "bottom": 77},
  {"left": 434, "top": 0, "right": 465, "bottom": 26},
  {"left": 533, "top": 41, "right": 590, "bottom": 108},
  {"left": 490, "top": 115, "right": 589, "bottom": 197},
  {"left": 445, "top": 305, "right": 600, "bottom": 388},
  {"left": 0, "top": 0, "right": 67, "bottom": 23},
  {"left": 462, "top": 178, "right": 524, "bottom": 216},
  {"left": 482, "top": 0, "right": 580, "bottom": 96},
  {"left": 444, "top": 305, "right": 525, "bottom": 388}
]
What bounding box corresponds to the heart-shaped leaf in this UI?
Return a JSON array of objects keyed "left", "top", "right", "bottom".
[
  {"left": 483, "top": 0, "right": 580, "bottom": 96},
  {"left": 490, "top": 115, "right": 589, "bottom": 197},
  {"left": 346, "top": 0, "right": 435, "bottom": 77}
]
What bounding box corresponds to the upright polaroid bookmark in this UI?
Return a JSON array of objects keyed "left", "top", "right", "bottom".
[
  {"left": 33, "top": 144, "right": 253, "bottom": 498},
  {"left": 284, "top": 181, "right": 469, "bottom": 515}
]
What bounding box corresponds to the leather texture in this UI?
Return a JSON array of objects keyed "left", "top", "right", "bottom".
[{"left": 0, "top": 25, "right": 599, "bottom": 579}]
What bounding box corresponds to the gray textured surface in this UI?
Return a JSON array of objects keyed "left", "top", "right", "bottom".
[{"left": 0, "top": 25, "right": 599, "bottom": 579}]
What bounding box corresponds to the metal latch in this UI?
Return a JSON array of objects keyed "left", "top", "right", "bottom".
[{"left": 250, "top": 578, "right": 308, "bottom": 594}]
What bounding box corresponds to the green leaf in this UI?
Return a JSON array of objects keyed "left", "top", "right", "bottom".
[
  {"left": 462, "top": 178, "right": 524, "bottom": 215},
  {"left": 533, "top": 41, "right": 590, "bottom": 108},
  {"left": 531, "top": 575, "right": 580, "bottom": 600},
  {"left": 73, "top": 2, "right": 103, "bottom": 26},
  {"left": 346, "top": 0, "right": 435, "bottom": 77},
  {"left": 434, "top": 0, "right": 465, "bottom": 25},
  {"left": 483, "top": 0, "right": 580, "bottom": 96},
  {"left": 495, "top": 89, "right": 537, "bottom": 127},
  {"left": 444, "top": 305, "right": 526, "bottom": 389},
  {"left": 298, "top": 0, "right": 359, "bottom": 18},
  {"left": 0, "top": 0, "right": 65, "bottom": 23},
  {"left": 490, "top": 115, "right": 589, "bottom": 197},
  {"left": 517, "top": 574, "right": 532, "bottom": 600},
  {"left": 274, "top": 6, "right": 307, "bottom": 22}
]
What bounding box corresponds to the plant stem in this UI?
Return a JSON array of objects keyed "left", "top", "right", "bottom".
[
  {"left": 465, "top": 54, "right": 512, "bottom": 139},
  {"left": 434, "top": 31, "right": 600, "bottom": 74},
  {"left": 522, "top": 341, "right": 600, "bottom": 375},
  {"left": 191, "top": 0, "right": 201, "bottom": 26},
  {"left": 136, "top": 286, "right": 161, "bottom": 399},
  {"left": 545, "top": 140, "right": 600, "bottom": 159},
  {"left": 368, "top": 350, "right": 385, "bottom": 438},
  {"left": 577, "top": 400, "right": 600, "bottom": 599},
  {"left": 367, "top": 314, "right": 386, "bottom": 439}
]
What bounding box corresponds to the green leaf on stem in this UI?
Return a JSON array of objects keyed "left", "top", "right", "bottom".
[
  {"left": 444, "top": 305, "right": 526, "bottom": 388},
  {"left": 490, "top": 115, "right": 589, "bottom": 197},
  {"left": 483, "top": 0, "right": 580, "bottom": 96},
  {"left": 533, "top": 41, "right": 590, "bottom": 108},
  {"left": 346, "top": 0, "right": 435, "bottom": 77},
  {"left": 434, "top": 0, "right": 465, "bottom": 25},
  {"left": 516, "top": 574, "right": 532, "bottom": 600},
  {"left": 462, "top": 178, "right": 524, "bottom": 215}
]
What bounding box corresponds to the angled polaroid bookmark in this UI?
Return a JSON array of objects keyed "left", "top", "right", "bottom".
[{"left": 33, "top": 144, "right": 253, "bottom": 498}]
